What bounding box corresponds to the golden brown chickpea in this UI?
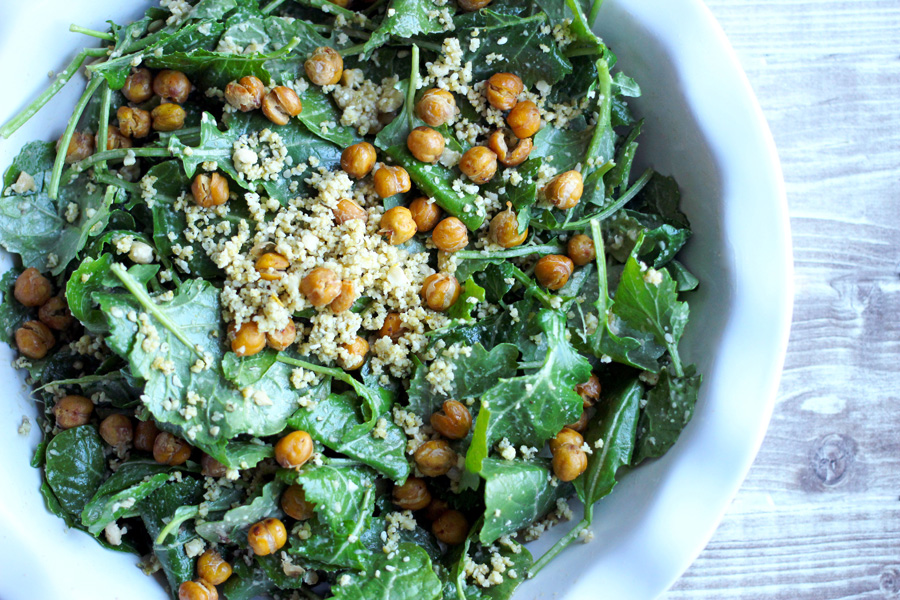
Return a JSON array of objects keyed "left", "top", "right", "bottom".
[
  {"left": 262, "top": 86, "right": 303, "bottom": 126},
  {"left": 550, "top": 427, "right": 584, "bottom": 455},
  {"left": 39, "top": 296, "right": 74, "bottom": 331},
  {"left": 393, "top": 477, "right": 432, "bottom": 511},
  {"left": 178, "top": 579, "right": 218, "bottom": 600},
  {"left": 153, "top": 70, "right": 191, "bottom": 104},
  {"left": 14, "top": 268, "right": 52, "bottom": 307},
  {"left": 224, "top": 75, "right": 265, "bottom": 112},
  {"left": 154, "top": 432, "right": 192, "bottom": 466},
  {"left": 507, "top": 100, "right": 541, "bottom": 139},
  {"left": 409, "top": 197, "right": 441, "bottom": 232},
  {"left": 414, "top": 440, "right": 457, "bottom": 477},
  {"left": 304, "top": 47, "right": 343, "bottom": 87},
  {"left": 379, "top": 206, "right": 417, "bottom": 245},
  {"left": 485, "top": 73, "right": 523, "bottom": 110},
  {"left": 98, "top": 126, "right": 132, "bottom": 151},
  {"left": 15, "top": 321, "right": 54, "bottom": 360},
  {"left": 327, "top": 0, "right": 351, "bottom": 6},
  {"left": 266, "top": 321, "right": 297, "bottom": 351},
  {"left": 424, "top": 498, "right": 450, "bottom": 522},
  {"left": 247, "top": 518, "right": 287, "bottom": 556},
  {"left": 567, "top": 408, "right": 590, "bottom": 433},
  {"left": 191, "top": 172, "right": 229, "bottom": 208},
  {"left": 416, "top": 88, "right": 457, "bottom": 127},
  {"left": 552, "top": 443, "right": 588, "bottom": 482},
  {"left": 332, "top": 198, "right": 368, "bottom": 224},
  {"left": 134, "top": 420, "right": 160, "bottom": 452},
  {"left": 60, "top": 131, "right": 94, "bottom": 164},
  {"left": 300, "top": 267, "right": 342, "bottom": 307},
  {"left": 281, "top": 484, "right": 316, "bottom": 521},
  {"left": 407, "top": 126, "right": 445, "bottom": 163},
  {"left": 575, "top": 374, "right": 601, "bottom": 408},
  {"left": 151, "top": 103, "right": 186, "bottom": 132},
  {"left": 330, "top": 281, "right": 357, "bottom": 313},
  {"left": 378, "top": 313, "right": 407, "bottom": 342},
  {"left": 489, "top": 205, "right": 528, "bottom": 248},
  {"left": 545, "top": 170, "right": 583, "bottom": 210},
  {"left": 432, "top": 509, "right": 469, "bottom": 545},
  {"left": 340, "top": 142, "right": 377, "bottom": 179},
  {"left": 534, "top": 255, "right": 574, "bottom": 290},
  {"left": 459, "top": 146, "right": 498, "bottom": 185},
  {"left": 255, "top": 252, "right": 289, "bottom": 281},
  {"left": 430, "top": 400, "right": 472, "bottom": 440},
  {"left": 99, "top": 414, "right": 133, "bottom": 448},
  {"left": 121, "top": 68, "right": 153, "bottom": 104},
  {"left": 117, "top": 106, "right": 151, "bottom": 139},
  {"left": 201, "top": 454, "right": 228, "bottom": 478},
  {"left": 373, "top": 165, "right": 412, "bottom": 198},
  {"left": 275, "top": 430, "right": 314, "bottom": 469},
  {"left": 197, "top": 549, "right": 232, "bottom": 586},
  {"left": 567, "top": 234, "right": 596, "bottom": 266},
  {"left": 231, "top": 321, "right": 266, "bottom": 357},
  {"left": 339, "top": 336, "right": 369, "bottom": 371},
  {"left": 487, "top": 129, "right": 533, "bottom": 167},
  {"left": 54, "top": 395, "right": 92, "bottom": 430},
  {"left": 432, "top": 217, "right": 468, "bottom": 253},
  {"left": 421, "top": 273, "right": 460, "bottom": 312}
]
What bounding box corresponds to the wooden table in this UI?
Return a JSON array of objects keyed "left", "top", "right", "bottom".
[{"left": 666, "top": 1, "right": 900, "bottom": 597}]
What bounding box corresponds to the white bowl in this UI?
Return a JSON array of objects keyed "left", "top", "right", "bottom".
[{"left": 0, "top": 1, "right": 792, "bottom": 599}]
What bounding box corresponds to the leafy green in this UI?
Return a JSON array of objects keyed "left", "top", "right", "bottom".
[
  {"left": 44, "top": 426, "right": 108, "bottom": 515},
  {"left": 447, "top": 531, "right": 533, "bottom": 600},
  {"left": 447, "top": 277, "right": 486, "bottom": 321},
  {"left": 0, "top": 268, "right": 27, "bottom": 344},
  {"left": 330, "top": 544, "right": 442, "bottom": 600},
  {"left": 279, "top": 462, "right": 377, "bottom": 536},
  {"left": 222, "top": 349, "right": 279, "bottom": 387},
  {"left": 197, "top": 480, "right": 284, "bottom": 544},
  {"left": 633, "top": 366, "right": 702, "bottom": 464},
  {"left": 531, "top": 125, "right": 593, "bottom": 173},
  {"left": 630, "top": 174, "right": 690, "bottom": 229},
  {"left": 364, "top": 0, "right": 444, "bottom": 56},
  {"left": 81, "top": 460, "right": 173, "bottom": 534}
]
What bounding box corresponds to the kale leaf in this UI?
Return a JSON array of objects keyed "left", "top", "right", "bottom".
[
  {"left": 44, "top": 426, "right": 108, "bottom": 515},
  {"left": 330, "top": 544, "right": 442, "bottom": 600},
  {"left": 633, "top": 366, "right": 702, "bottom": 464}
]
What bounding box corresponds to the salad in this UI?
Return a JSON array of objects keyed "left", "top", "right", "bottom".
[{"left": 0, "top": 0, "right": 703, "bottom": 598}]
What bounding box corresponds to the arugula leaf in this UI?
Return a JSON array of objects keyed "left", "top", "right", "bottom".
[
  {"left": 0, "top": 268, "right": 27, "bottom": 344},
  {"left": 447, "top": 277, "right": 486, "bottom": 321},
  {"left": 330, "top": 544, "right": 442, "bottom": 600},
  {"left": 633, "top": 366, "right": 702, "bottom": 464},
  {"left": 668, "top": 260, "right": 700, "bottom": 292},
  {"left": 222, "top": 349, "right": 279, "bottom": 387},
  {"left": 295, "top": 86, "right": 361, "bottom": 147},
  {"left": 630, "top": 173, "right": 690, "bottom": 229},
  {"left": 289, "top": 510, "right": 376, "bottom": 570},
  {"left": 80, "top": 460, "right": 173, "bottom": 534},
  {"left": 279, "top": 462, "right": 377, "bottom": 536},
  {"left": 66, "top": 254, "right": 117, "bottom": 332},
  {"left": 531, "top": 125, "right": 593, "bottom": 173},
  {"left": 44, "top": 426, "right": 108, "bottom": 515},
  {"left": 364, "top": 0, "right": 444, "bottom": 56},
  {"left": 139, "top": 478, "right": 206, "bottom": 540},
  {"left": 196, "top": 480, "right": 285, "bottom": 544}
]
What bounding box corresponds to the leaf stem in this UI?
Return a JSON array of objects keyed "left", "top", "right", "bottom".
[
  {"left": 61, "top": 147, "right": 171, "bottom": 185},
  {"left": 93, "top": 172, "right": 141, "bottom": 195},
  {"left": 154, "top": 506, "right": 200, "bottom": 544},
  {"left": 95, "top": 82, "right": 112, "bottom": 172},
  {"left": 528, "top": 517, "right": 591, "bottom": 578},
  {"left": 589, "top": 0, "right": 605, "bottom": 25},
  {"left": 457, "top": 244, "right": 564, "bottom": 261},
  {"left": 69, "top": 24, "right": 115, "bottom": 40},
  {"left": 261, "top": 0, "right": 288, "bottom": 14},
  {"left": 407, "top": 45, "right": 419, "bottom": 132},
  {"left": 590, "top": 218, "right": 608, "bottom": 317},
  {"left": 337, "top": 43, "right": 368, "bottom": 57},
  {"left": 48, "top": 75, "right": 104, "bottom": 199},
  {"left": 543, "top": 167, "right": 653, "bottom": 231}
]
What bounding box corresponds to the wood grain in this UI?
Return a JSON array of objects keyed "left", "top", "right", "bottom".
[{"left": 665, "top": 0, "right": 900, "bottom": 597}]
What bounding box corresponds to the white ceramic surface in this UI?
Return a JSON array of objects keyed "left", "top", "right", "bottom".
[{"left": 0, "top": 1, "right": 792, "bottom": 599}]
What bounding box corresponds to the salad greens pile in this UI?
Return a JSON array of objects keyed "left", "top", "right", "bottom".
[{"left": 0, "top": 0, "right": 702, "bottom": 598}]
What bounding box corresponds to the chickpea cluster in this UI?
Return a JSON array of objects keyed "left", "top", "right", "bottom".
[
  {"left": 223, "top": 74, "right": 303, "bottom": 126},
  {"left": 12, "top": 268, "right": 69, "bottom": 361}
]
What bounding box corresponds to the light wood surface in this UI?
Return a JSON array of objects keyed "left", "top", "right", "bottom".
[{"left": 666, "top": 0, "right": 900, "bottom": 597}]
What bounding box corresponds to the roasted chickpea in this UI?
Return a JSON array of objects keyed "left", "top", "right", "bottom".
[
  {"left": 178, "top": 579, "right": 218, "bottom": 600},
  {"left": 421, "top": 273, "right": 460, "bottom": 312},
  {"left": 151, "top": 103, "right": 186, "bottom": 132},
  {"left": 15, "top": 321, "right": 54, "bottom": 360},
  {"left": 339, "top": 336, "right": 369, "bottom": 371},
  {"left": 575, "top": 374, "right": 601, "bottom": 408},
  {"left": 201, "top": 454, "right": 228, "bottom": 478},
  {"left": 392, "top": 477, "right": 431, "bottom": 511},
  {"left": 373, "top": 165, "right": 411, "bottom": 198},
  {"left": 545, "top": 170, "right": 583, "bottom": 210},
  {"left": 14, "top": 268, "right": 52, "bottom": 307},
  {"left": 266, "top": 320, "right": 297, "bottom": 351},
  {"left": 153, "top": 70, "right": 191, "bottom": 104},
  {"left": 416, "top": 88, "right": 457, "bottom": 127},
  {"left": 340, "top": 142, "right": 377, "bottom": 179},
  {"left": 489, "top": 205, "right": 528, "bottom": 248},
  {"left": 459, "top": 146, "right": 497, "bottom": 185},
  {"left": 378, "top": 313, "right": 407, "bottom": 342},
  {"left": 39, "top": 296, "right": 74, "bottom": 331},
  {"left": 117, "top": 106, "right": 151, "bottom": 139},
  {"left": 550, "top": 427, "right": 584, "bottom": 454},
  {"left": 424, "top": 498, "right": 450, "bottom": 521},
  {"left": 262, "top": 86, "right": 303, "bottom": 126},
  {"left": 54, "top": 395, "right": 92, "bottom": 430},
  {"left": 197, "top": 549, "right": 232, "bottom": 586},
  {"left": 231, "top": 321, "right": 266, "bottom": 357},
  {"left": 567, "top": 234, "right": 596, "bottom": 266},
  {"left": 98, "top": 126, "right": 132, "bottom": 151},
  {"left": 409, "top": 197, "right": 441, "bottom": 232},
  {"left": 154, "top": 432, "right": 192, "bottom": 466},
  {"left": 552, "top": 443, "right": 588, "bottom": 482},
  {"left": 304, "top": 47, "right": 343, "bottom": 87},
  {"left": 567, "top": 408, "right": 590, "bottom": 433},
  {"left": 379, "top": 206, "right": 417, "bottom": 245},
  {"left": 255, "top": 252, "right": 289, "bottom": 281},
  {"left": 300, "top": 267, "right": 342, "bottom": 307},
  {"left": 430, "top": 400, "right": 472, "bottom": 440},
  {"left": 134, "top": 420, "right": 160, "bottom": 452},
  {"left": 485, "top": 73, "right": 523, "bottom": 110},
  {"left": 275, "top": 430, "right": 314, "bottom": 469},
  {"left": 281, "top": 484, "right": 315, "bottom": 520},
  {"left": 414, "top": 440, "right": 457, "bottom": 477},
  {"left": 534, "top": 255, "right": 574, "bottom": 290},
  {"left": 60, "top": 131, "right": 94, "bottom": 164},
  {"left": 407, "top": 126, "right": 445, "bottom": 163},
  {"left": 247, "top": 518, "right": 287, "bottom": 556},
  {"left": 432, "top": 217, "right": 468, "bottom": 253},
  {"left": 191, "top": 172, "right": 229, "bottom": 208},
  {"left": 507, "top": 100, "right": 541, "bottom": 139},
  {"left": 327, "top": 0, "right": 351, "bottom": 6},
  {"left": 459, "top": 0, "right": 493, "bottom": 9},
  {"left": 332, "top": 198, "right": 368, "bottom": 224},
  {"left": 122, "top": 68, "right": 153, "bottom": 103},
  {"left": 224, "top": 75, "right": 265, "bottom": 112},
  {"left": 330, "top": 281, "right": 357, "bottom": 313},
  {"left": 99, "top": 414, "right": 133, "bottom": 448},
  {"left": 487, "top": 129, "right": 533, "bottom": 167},
  {"left": 432, "top": 509, "right": 469, "bottom": 545}
]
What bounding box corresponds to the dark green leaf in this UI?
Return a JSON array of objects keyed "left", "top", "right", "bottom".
[
  {"left": 330, "top": 544, "right": 442, "bottom": 600},
  {"left": 0, "top": 267, "right": 27, "bottom": 344},
  {"left": 634, "top": 366, "right": 702, "bottom": 464},
  {"left": 44, "top": 426, "right": 108, "bottom": 515}
]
